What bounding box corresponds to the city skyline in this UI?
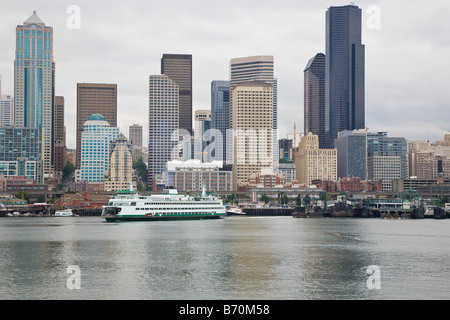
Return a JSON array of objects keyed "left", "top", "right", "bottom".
[{"left": 0, "top": 1, "right": 449, "bottom": 150}]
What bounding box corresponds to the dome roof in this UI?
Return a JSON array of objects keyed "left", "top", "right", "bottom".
[{"left": 87, "top": 114, "right": 106, "bottom": 121}]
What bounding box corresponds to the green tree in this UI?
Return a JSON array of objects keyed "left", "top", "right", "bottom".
[
  {"left": 296, "top": 194, "right": 302, "bottom": 206},
  {"left": 63, "top": 161, "right": 75, "bottom": 181},
  {"left": 261, "top": 194, "right": 269, "bottom": 204}
]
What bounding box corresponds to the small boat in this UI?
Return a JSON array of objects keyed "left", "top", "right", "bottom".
[
  {"left": 54, "top": 209, "right": 73, "bottom": 217},
  {"left": 226, "top": 206, "right": 246, "bottom": 216}
]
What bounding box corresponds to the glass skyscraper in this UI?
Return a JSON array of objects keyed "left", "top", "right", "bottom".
[
  {"left": 211, "top": 80, "right": 230, "bottom": 162},
  {"left": 325, "top": 5, "right": 365, "bottom": 148},
  {"left": 79, "top": 114, "right": 119, "bottom": 183},
  {"left": 304, "top": 53, "right": 326, "bottom": 149},
  {"left": 14, "top": 11, "right": 55, "bottom": 179}
]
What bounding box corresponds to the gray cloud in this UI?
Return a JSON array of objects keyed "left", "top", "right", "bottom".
[{"left": 0, "top": 0, "right": 449, "bottom": 149}]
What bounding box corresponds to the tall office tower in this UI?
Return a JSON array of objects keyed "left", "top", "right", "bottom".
[
  {"left": 79, "top": 114, "right": 119, "bottom": 183},
  {"left": 129, "top": 124, "right": 143, "bottom": 148},
  {"left": 334, "top": 129, "right": 367, "bottom": 179},
  {"left": 148, "top": 75, "right": 179, "bottom": 188},
  {"left": 304, "top": 53, "right": 326, "bottom": 148},
  {"left": 104, "top": 133, "right": 134, "bottom": 192},
  {"left": 76, "top": 83, "right": 117, "bottom": 169},
  {"left": 229, "top": 56, "right": 278, "bottom": 170},
  {"left": 0, "top": 126, "right": 42, "bottom": 183},
  {"left": 14, "top": 11, "right": 55, "bottom": 179},
  {"left": 53, "top": 96, "right": 66, "bottom": 180},
  {"left": 193, "top": 110, "right": 212, "bottom": 162},
  {"left": 1, "top": 95, "right": 14, "bottom": 125},
  {"left": 367, "top": 132, "right": 407, "bottom": 191},
  {"left": 129, "top": 124, "right": 143, "bottom": 161},
  {"left": 294, "top": 132, "right": 337, "bottom": 186},
  {"left": 231, "top": 81, "right": 273, "bottom": 190},
  {"left": 211, "top": 80, "right": 230, "bottom": 161},
  {"left": 161, "top": 54, "right": 192, "bottom": 134},
  {"left": 325, "top": 5, "right": 365, "bottom": 148}
]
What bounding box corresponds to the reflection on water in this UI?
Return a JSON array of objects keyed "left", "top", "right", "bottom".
[{"left": 0, "top": 217, "right": 449, "bottom": 300}]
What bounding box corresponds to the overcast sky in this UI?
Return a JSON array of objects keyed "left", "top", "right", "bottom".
[{"left": 0, "top": 0, "right": 449, "bottom": 149}]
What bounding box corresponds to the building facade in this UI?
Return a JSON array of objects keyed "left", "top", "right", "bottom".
[
  {"left": 148, "top": 74, "right": 179, "bottom": 188},
  {"left": 129, "top": 123, "right": 143, "bottom": 161},
  {"left": 104, "top": 134, "right": 135, "bottom": 192},
  {"left": 304, "top": 53, "right": 326, "bottom": 148},
  {"left": 211, "top": 80, "right": 230, "bottom": 162},
  {"left": 164, "top": 160, "right": 232, "bottom": 192},
  {"left": 229, "top": 56, "right": 278, "bottom": 171},
  {"left": 0, "top": 95, "right": 14, "bottom": 126},
  {"left": 53, "top": 96, "right": 66, "bottom": 180},
  {"left": 367, "top": 132, "right": 407, "bottom": 191},
  {"left": 161, "top": 54, "right": 192, "bottom": 134},
  {"left": 325, "top": 5, "right": 365, "bottom": 148},
  {"left": 76, "top": 83, "right": 117, "bottom": 169},
  {"left": 0, "top": 126, "right": 42, "bottom": 182},
  {"left": 295, "top": 132, "right": 337, "bottom": 186},
  {"left": 334, "top": 129, "right": 367, "bottom": 180},
  {"left": 14, "top": 11, "right": 55, "bottom": 179},
  {"left": 231, "top": 81, "right": 274, "bottom": 190},
  {"left": 79, "top": 114, "right": 119, "bottom": 183}
]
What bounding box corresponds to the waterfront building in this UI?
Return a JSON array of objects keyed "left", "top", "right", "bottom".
[
  {"left": 367, "top": 132, "right": 407, "bottom": 191},
  {"left": 231, "top": 81, "right": 274, "bottom": 190},
  {"left": 148, "top": 74, "right": 179, "bottom": 188},
  {"left": 79, "top": 114, "right": 119, "bottom": 183},
  {"left": 325, "top": 5, "right": 365, "bottom": 148},
  {"left": 295, "top": 132, "right": 337, "bottom": 186},
  {"left": 229, "top": 56, "right": 278, "bottom": 171},
  {"left": 211, "top": 80, "right": 230, "bottom": 162},
  {"left": 279, "top": 163, "right": 296, "bottom": 182},
  {"left": 76, "top": 83, "right": 117, "bottom": 169},
  {"left": 53, "top": 96, "right": 66, "bottom": 181},
  {"left": 408, "top": 133, "right": 450, "bottom": 179},
  {"left": 104, "top": 134, "right": 135, "bottom": 192},
  {"left": 0, "top": 94, "right": 14, "bottom": 125},
  {"left": 0, "top": 126, "right": 42, "bottom": 182},
  {"left": 14, "top": 11, "right": 55, "bottom": 179},
  {"left": 304, "top": 53, "right": 326, "bottom": 148},
  {"left": 161, "top": 54, "right": 192, "bottom": 134},
  {"left": 334, "top": 129, "right": 367, "bottom": 180},
  {"left": 246, "top": 169, "right": 286, "bottom": 189},
  {"left": 164, "top": 160, "right": 232, "bottom": 192}
]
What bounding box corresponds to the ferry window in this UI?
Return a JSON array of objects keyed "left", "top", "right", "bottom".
[{"left": 131, "top": 202, "right": 136, "bottom": 206}]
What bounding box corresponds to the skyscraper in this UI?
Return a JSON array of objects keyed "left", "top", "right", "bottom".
[
  {"left": 229, "top": 56, "right": 278, "bottom": 169},
  {"left": 53, "top": 96, "right": 66, "bottom": 180},
  {"left": 0, "top": 95, "right": 14, "bottom": 126},
  {"left": 76, "top": 83, "right": 117, "bottom": 169},
  {"left": 211, "top": 80, "right": 230, "bottom": 162},
  {"left": 161, "top": 54, "right": 192, "bottom": 134},
  {"left": 231, "top": 81, "right": 273, "bottom": 190},
  {"left": 304, "top": 53, "right": 326, "bottom": 148},
  {"left": 325, "top": 5, "right": 365, "bottom": 148},
  {"left": 104, "top": 133, "right": 134, "bottom": 192},
  {"left": 334, "top": 129, "right": 367, "bottom": 179},
  {"left": 129, "top": 123, "right": 143, "bottom": 161},
  {"left": 79, "top": 114, "right": 119, "bottom": 183},
  {"left": 14, "top": 11, "right": 55, "bottom": 179},
  {"left": 148, "top": 74, "right": 179, "bottom": 188}
]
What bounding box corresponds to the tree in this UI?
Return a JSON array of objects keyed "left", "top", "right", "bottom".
[
  {"left": 261, "top": 194, "right": 269, "bottom": 204},
  {"left": 280, "top": 193, "right": 289, "bottom": 205},
  {"left": 296, "top": 194, "right": 302, "bottom": 206},
  {"left": 63, "top": 161, "right": 75, "bottom": 181}
]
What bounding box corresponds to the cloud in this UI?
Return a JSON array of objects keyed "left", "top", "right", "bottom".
[{"left": 0, "top": 0, "right": 449, "bottom": 150}]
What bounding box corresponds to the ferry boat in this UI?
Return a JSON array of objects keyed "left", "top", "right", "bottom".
[{"left": 101, "top": 187, "right": 226, "bottom": 222}]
